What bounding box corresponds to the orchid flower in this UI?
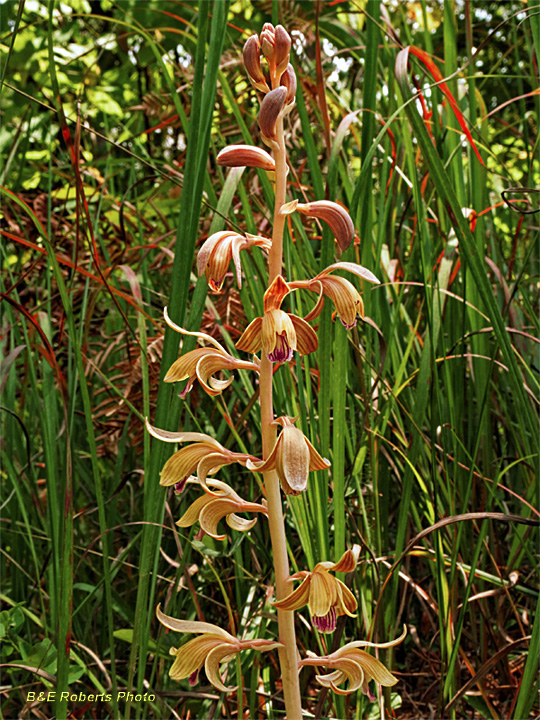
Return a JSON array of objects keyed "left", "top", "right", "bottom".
[
  {"left": 162, "top": 309, "right": 259, "bottom": 398},
  {"left": 157, "top": 605, "right": 282, "bottom": 692},
  {"left": 236, "top": 275, "right": 318, "bottom": 363},
  {"left": 273, "top": 550, "right": 357, "bottom": 632},
  {"left": 299, "top": 627, "right": 407, "bottom": 697},
  {"left": 296, "top": 201, "right": 355, "bottom": 251},
  {"left": 145, "top": 420, "right": 256, "bottom": 493},
  {"left": 177, "top": 478, "right": 267, "bottom": 540},
  {"left": 247, "top": 416, "right": 330, "bottom": 495},
  {"left": 290, "top": 262, "right": 380, "bottom": 329},
  {"left": 197, "top": 230, "right": 272, "bottom": 291}
]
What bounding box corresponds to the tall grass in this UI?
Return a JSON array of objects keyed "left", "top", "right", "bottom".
[{"left": 1, "top": 1, "right": 538, "bottom": 719}]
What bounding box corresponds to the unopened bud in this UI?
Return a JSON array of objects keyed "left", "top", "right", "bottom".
[
  {"left": 259, "top": 86, "right": 287, "bottom": 141},
  {"left": 217, "top": 145, "right": 275, "bottom": 171},
  {"left": 297, "top": 201, "right": 355, "bottom": 251},
  {"left": 280, "top": 64, "right": 297, "bottom": 104},
  {"left": 260, "top": 23, "right": 275, "bottom": 61},
  {"left": 274, "top": 25, "right": 292, "bottom": 76},
  {"left": 243, "top": 34, "right": 269, "bottom": 92}
]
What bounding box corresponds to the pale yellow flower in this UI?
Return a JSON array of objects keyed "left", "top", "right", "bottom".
[
  {"left": 290, "top": 262, "right": 380, "bottom": 329},
  {"left": 145, "top": 420, "right": 256, "bottom": 493},
  {"left": 156, "top": 605, "right": 282, "bottom": 692},
  {"left": 162, "top": 309, "right": 259, "bottom": 398},
  {"left": 273, "top": 550, "right": 357, "bottom": 632},
  {"left": 197, "top": 230, "right": 271, "bottom": 291},
  {"left": 299, "top": 627, "right": 407, "bottom": 697},
  {"left": 177, "top": 479, "right": 267, "bottom": 540},
  {"left": 236, "top": 275, "right": 318, "bottom": 364},
  {"left": 247, "top": 416, "right": 330, "bottom": 495}
]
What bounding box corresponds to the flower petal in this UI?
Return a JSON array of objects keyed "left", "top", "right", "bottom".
[
  {"left": 176, "top": 494, "right": 213, "bottom": 528},
  {"left": 259, "top": 86, "right": 287, "bottom": 140},
  {"left": 164, "top": 348, "right": 213, "bottom": 383},
  {"left": 145, "top": 420, "right": 223, "bottom": 448},
  {"left": 217, "top": 145, "right": 275, "bottom": 172},
  {"left": 226, "top": 513, "right": 258, "bottom": 533},
  {"left": 289, "top": 315, "right": 318, "bottom": 356},
  {"left": 263, "top": 275, "right": 291, "bottom": 312},
  {"left": 279, "top": 425, "right": 310, "bottom": 493},
  {"left": 304, "top": 436, "right": 331, "bottom": 472},
  {"left": 235, "top": 317, "right": 263, "bottom": 354},
  {"left": 318, "top": 262, "right": 380, "bottom": 285},
  {"left": 348, "top": 650, "right": 398, "bottom": 687},
  {"left": 335, "top": 580, "right": 358, "bottom": 617},
  {"left": 308, "top": 570, "right": 335, "bottom": 617},
  {"left": 296, "top": 201, "right": 355, "bottom": 252},
  {"left": 168, "top": 635, "right": 221, "bottom": 681},
  {"left": 320, "top": 276, "right": 363, "bottom": 328},
  {"left": 160, "top": 445, "right": 219, "bottom": 487},
  {"left": 329, "top": 549, "right": 356, "bottom": 573},
  {"left": 156, "top": 604, "right": 234, "bottom": 640},
  {"left": 204, "top": 643, "right": 239, "bottom": 692},
  {"left": 318, "top": 659, "right": 365, "bottom": 695},
  {"left": 272, "top": 576, "right": 311, "bottom": 611},
  {"left": 199, "top": 498, "right": 239, "bottom": 539}
]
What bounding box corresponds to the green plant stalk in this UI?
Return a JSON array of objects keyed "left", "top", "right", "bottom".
[{"left": 260, "top": 117, "right": 303, "bottom": 720}]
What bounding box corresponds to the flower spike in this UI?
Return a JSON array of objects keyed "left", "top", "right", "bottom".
[
  {"left": 273, "top": 550, "right": 358, "bottom": 632},
  {"left": 299, "top": 627, "right": 407, "bottom": 697},
  {"left": 157, "top": 605, "right": 282, "bottom": 692},
  {"left": 247, "top": 417, "right": 330, "bottom": 495}
]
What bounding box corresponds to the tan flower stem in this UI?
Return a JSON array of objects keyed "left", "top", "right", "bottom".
[{"left": 260, "top": 116, "right": 303, "bottom": 719}]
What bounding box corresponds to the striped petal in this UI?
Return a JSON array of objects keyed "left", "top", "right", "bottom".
[
  {"left": 204, "top": 643, "right": 239, "bottom": 693},
  {"left": 289, "top": 314, "right": 318, "bottom": 355},
  {"left": 156, "top": 605, "right": 234, "bottom": 640},
  {"left": 272, "top": 576, "right": 311, "bottom": 611},
  {"left": 236, "top": 317, "right": 263, "bottom": 354}
]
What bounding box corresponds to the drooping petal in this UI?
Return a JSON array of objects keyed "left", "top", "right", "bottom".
[
  {"left": 197, "top": 232, "right": 234, "bottom": 277},
  {"left": 329, "top": 549, "right": 357, "bottom": 573},
  {"left": 204, "top": 643, "right": 239, "bottom": 693},
  {"left": 272, "top": 576, "right": 311, "bottom": 611},
  {"left": 335, "top": 580, "right": 358, "bottom": 617},
  {"left": 156, "top": 605, "right": 234, "bottom": 640},
  {"left": 195, "top": 355, "right": 234, "bottom": 396},
  {"left": 176, "top": 494, "right": 214, "bottom": 528},
  {"left": 302, "top": 281, "right": 325, "bottom": 323},
  {"left": 304, "top": 435, "right": 331, "bottom": 472},
  {"left": 289, "top": 314, "right": 318, "bottom": 355},
  {"left": 349, "top": 650, "right": 398, "bottom": 687},
  {"left": 164, "top": 348, "right": 210, "bottom": 383},
  {"left": 246, "top": 433, "right": 282, "bottom": 474},
  {"left": 236, "top": 317, "right": 263, "bottom": 354},
  {"left": 320, "top": 276, "right": 364, "bottom": 328}
]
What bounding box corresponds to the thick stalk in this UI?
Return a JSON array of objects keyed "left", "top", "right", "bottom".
[{"left": 260, "top": 118, "right": 303, "bottom": 719}]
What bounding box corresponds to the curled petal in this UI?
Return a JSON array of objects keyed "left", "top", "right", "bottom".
[
  {"left": 163, "top": 307, "right": 226, "bottom": 351},
  {"left": 217, "top": 145, "right": 276, "bottom": 171},
  {"left": 199, "top": 498, "right": 240, "bottom": 540},
  {"left": 195, "top": 355, "right": 234, "bottom": 396},
  {"left": 164, "top": 348, "right": 213, "bottom": 383},
  {"left": 335, "top": 626, "right": 408, "bottom": 652},
  {"left": 226, "top": 513, "right": 258, "bottom": 533},
  {"left": 204, "top": 643, "right": 239, "bottom": 693},
  {"left": 160, "top": 445, "right": 220, "bottom": 487},
  {"left": 168, "top": 635, "right": 223, "bottom": 681},
  {"left": 259, "top": 87, "right": 287, "bottom": 140},
  {"left": 320, "top": 276, "right": 364, "bottom": 328},
  {"left": 176, "top": 494, "right": 214, "bottom": 528},
  {"left": 317, "top": 658, "right": 365, "bottom": 695},
  {"left": 335, "top": 581, "right": 358, "bottom": 617},
  {"left": 156, "top": 604, "right": 234, "bottom": 640},
  {"left": 350, "top": 650, "right": 398, "bottom": 687},
  {"left": 297, "top": 201, "right": 355, "bottom": 251}
]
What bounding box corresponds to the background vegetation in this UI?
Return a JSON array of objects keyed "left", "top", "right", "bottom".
[{"left": 1, "top": 0, "right": 538, "bottom": 718}]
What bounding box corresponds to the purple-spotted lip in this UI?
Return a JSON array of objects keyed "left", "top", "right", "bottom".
[
  {"left": 340, "top": 316, "right": 359, "bottom": 330},
  {"left": 174, "top": 477, "right": 188, "bottom": 495},
  {"left": 188, "top": 668, "right": 200, "bottom": 686},
  {"left": 267, "top": 335, "right": 293, "bottom": 363},
  {"left": 312, "top": 607, "right": 337, "bottom": 633}
]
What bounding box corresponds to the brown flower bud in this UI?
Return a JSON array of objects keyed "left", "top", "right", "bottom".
[
  {"left": 280, "top": 63, "right": 297, "bottom": 104},
  {"left": 243, "top": 34, "right": 269, "bottom": 92},
  {"left": 296, "top": 200, "right": 355, "bottom": 251},
  {"left": 260, "top": 23, "right": 275, "bottom": 61},
  {"left": 274, "top": 25, "right": 292, "bottom": 76},
  {"left": 217, "top": 145, "right": 275, "bottom": 172},
  {"left": 259, "top": 86, "right": 287, "bottom": 141}
]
